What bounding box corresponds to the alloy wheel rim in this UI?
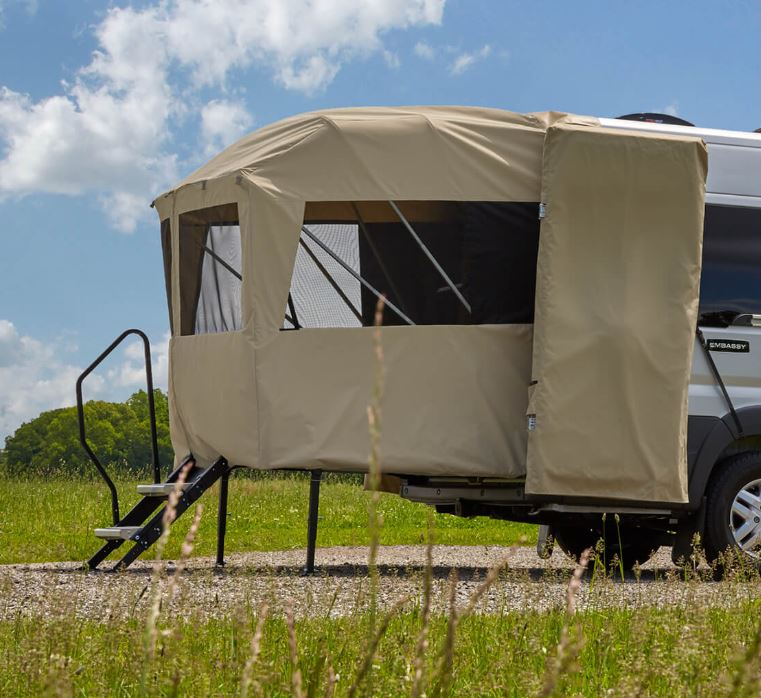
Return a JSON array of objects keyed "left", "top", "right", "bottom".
[{"left": 730, "top": 478, "right": 761, "bottom": 557}]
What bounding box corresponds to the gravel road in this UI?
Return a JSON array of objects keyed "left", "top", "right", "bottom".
[{"left": 2, "top": 545, "right": 760, "bottom": 621}]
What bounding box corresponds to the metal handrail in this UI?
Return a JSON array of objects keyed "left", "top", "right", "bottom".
[{"left": 75, "top": 329, "right": 161, "bottom": 525}]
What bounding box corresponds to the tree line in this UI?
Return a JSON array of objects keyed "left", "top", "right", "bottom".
[{"left": 1, "top": 390, "right": 173, "bottom": 476}]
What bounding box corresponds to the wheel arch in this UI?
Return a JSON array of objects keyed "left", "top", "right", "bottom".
[{"left": 689, "top": 406, "right": 761, "bottom": 506}]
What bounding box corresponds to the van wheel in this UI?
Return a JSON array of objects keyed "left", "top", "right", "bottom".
[
  {"left": 553, "top": 524, "right": 654, "bottom": 570},
  {"left": 704, "top": 451, "right": 761, "bottom": 565}
]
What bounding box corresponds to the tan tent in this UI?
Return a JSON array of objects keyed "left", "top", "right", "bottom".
[{"left": 153, "top": 106, "right": 707, "bottom": 504}]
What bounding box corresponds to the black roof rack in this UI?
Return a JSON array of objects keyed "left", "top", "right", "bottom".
[{"left": 616, "top": 112, "right": 695, "bottom": 127}]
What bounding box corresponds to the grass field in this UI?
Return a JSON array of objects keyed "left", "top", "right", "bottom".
[
  {"left": 3, "top": 582, "right": 761, "bottom": 695},
  {"left": 5, "top": 474, "right": 761, "bottom": 695},
  {"left": 0, "top": 475, "right": 535, "bottom": 565}
]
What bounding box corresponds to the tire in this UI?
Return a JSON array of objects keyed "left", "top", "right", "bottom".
[
  {"left": 553, "top": 523, "right": 655, "bottom": 570},
  {"left": 703, "top": 451, "right": 761, "bottom": 566}
]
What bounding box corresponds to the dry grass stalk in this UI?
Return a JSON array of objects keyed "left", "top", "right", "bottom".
[
  {"left": 240, "top": 603, "right": 269, "bottom": 698},
  {"left": 143, "top": 461, "right": 192, "bottom": 665},
  {"left": 410, "top": 521, "right": 435, "bottom": 698},
  {"left": 324, "top": 665, "right": 337, "bottom": 698},
  {"left": 430, "top": 568, "right": 460, "bottom": 698},
  {"left": 347, "top": 593, "right": 410, "bottom": 698},
  {"left": 461, "top": 549, "right": 516, "bottom": 619},
  {"left": 366, "top": 296, "right": 386, "bottom": 642},
  {"left": 538, "top": 547, "right": 591, "bottom": 697},
  {"left": 286, "top": 600, "right": 304, "bottom": 698},
  {"left": 165, "top": 503, "right": 204, "bottom": 602},
  {"left": 723, "top": 589, "right": 761, "bottom": 697}
]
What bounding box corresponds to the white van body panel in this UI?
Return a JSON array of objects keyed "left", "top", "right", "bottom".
[{"left": 600, "top": 117, "right": 761, "bottom": 420}]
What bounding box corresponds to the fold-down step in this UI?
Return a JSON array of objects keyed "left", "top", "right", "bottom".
[
  {"left": 136, "top": 482, "right": 193, "bottom": 496},
  {"left": 94, "top": 526, "right": 141, "bottom": 540}
]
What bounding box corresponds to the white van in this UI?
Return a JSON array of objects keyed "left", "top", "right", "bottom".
[{"left": 402, "top": 113, "right": 761, "bottom": 567}]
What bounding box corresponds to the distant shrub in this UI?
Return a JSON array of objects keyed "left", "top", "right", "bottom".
[{"left": 1, "top": 389, "right": 173, "bottom": 477}]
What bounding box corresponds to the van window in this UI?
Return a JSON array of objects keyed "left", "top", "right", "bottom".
[{"left": 700, "top": 204, "right": 761, "bottom": 318}]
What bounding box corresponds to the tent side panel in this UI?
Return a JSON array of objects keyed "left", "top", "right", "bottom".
[
  {"left": 255, "top": 324, "right": 532, "bottom": 477},
  {"left": 170, "top": 332, "right": 259, "bottom": 467},
  {"left": 526, "top": 125, "right": 707, "bottom": 503}
]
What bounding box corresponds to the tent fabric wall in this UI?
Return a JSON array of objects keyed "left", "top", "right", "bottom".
[
  {"left": 525, "top": 124, "right": 708, "bottom": 503},
  {"left": 154, "top": 106, "right": 707, "bottom": 502},
  {"left": 254, "top": 325, "right": 533, "bottom": 477},
  {"left": 155, "top": 108, "right": 593, "bottom": 476}
]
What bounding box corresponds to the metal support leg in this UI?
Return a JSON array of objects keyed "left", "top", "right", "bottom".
[
  {"left": 216, "top": 469, "right": 230, "bottom": 566},
  {"left": 303, "top": 470, "right": 322, "bottom": 575}
]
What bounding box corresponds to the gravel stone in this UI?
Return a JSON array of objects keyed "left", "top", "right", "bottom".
[{"left": 1, "top": 545, "right": 759, "bottom": 622}]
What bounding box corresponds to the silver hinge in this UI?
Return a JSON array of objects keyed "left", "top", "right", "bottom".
[{"left": 538, "top": 203, "right": 547, "bottom": 220}]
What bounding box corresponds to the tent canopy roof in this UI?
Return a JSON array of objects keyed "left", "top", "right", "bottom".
[{"left": 156, "top": 106, "right": 596, "bottom": 202}]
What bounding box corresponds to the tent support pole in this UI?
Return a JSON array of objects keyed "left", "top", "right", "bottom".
[
  {"left": 216, "top": 467, "right": 231, "bottom": 566},
  {"left": 387, "top": 200, "right": 471, "bottom": 315},
  {"left": 303, "top": 469, "right": 323, "bottom": 575},
  {"left": 351, "top": 202, "right": 411, "bottom": 319},
  {"left": 199, "top": 243, "right": 242, "bottom": 281},
  {"left": 301, "top": 225, "right": 415, "bottom": 326},
  {"left": 299, "top": 238, "right": 364, "bottom": 324},
  {"left": 287, "top": 293, "right": 301, "bottom": 329}
]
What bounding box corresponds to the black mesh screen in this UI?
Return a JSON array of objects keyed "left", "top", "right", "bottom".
[
  {"left": 359, "top": 219, "right": 465, "bottom": 326},
  {"left": 460, "top": 202, "right": 540, "bottom": 324}
]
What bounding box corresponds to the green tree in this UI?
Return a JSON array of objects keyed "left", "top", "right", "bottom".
[{"left": 1, "top": 390, "right": 173, "bottom": 477}]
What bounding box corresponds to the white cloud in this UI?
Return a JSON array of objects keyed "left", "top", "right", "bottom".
[
  {"left": 277, "top": 54, "right": 340, "bottom": 93},
  {"left": 159, "top": 0, "right": 443, "bottom": 90},
  {"left": 0, "top": 0, "right": 446, "bottom": 230},
  {"left": 0, "top": 320, "right": 99, "bottom": 440},
  {"left": 200, "top": 99, "right": 254, "bottom": 156},
  {"left": 0, "top": 320, "right": 170, "bottom": 441},
  {"left": 0, "top": 4, "right": 178, "bottom": 232},
  {"left": 450, "top": 43, "right": 491, "bottom": 75},
  {"left": 107, "top": 331, "right": 170, "bottom": 392},
  {"left": 662, "top": 102, "right": 679, "bottom": 117},
  {"left": 414, "top": 41, "right": 435, "bottom": 60}
]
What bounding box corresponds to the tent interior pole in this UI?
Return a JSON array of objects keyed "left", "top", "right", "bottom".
[
  {"left": 351, "top": 202, "right": 412, "bottom": 319},
  {"left": 299, "top": 237, "right": 364, "bottom": 324},
  {"left": 199, "top": 243, "right": 242, "bottom": 281},
  {"left": 199, "top": 241, "right": 299, "bottom": 328},
  {"left": 287, "top": 293, "right": 301, "bottom": 329},
  {"left": 388, "top": 200, "right": 471, "bottom": 314},
  {"left": 301, "top": 225, "right": 415, "bottom": 326}
]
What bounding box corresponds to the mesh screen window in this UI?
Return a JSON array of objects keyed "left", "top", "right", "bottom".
[
  {"left": 284, "top": 201, "right": 540, "bottom": 329},
  {"left": 178, "top": 203, "right": 242, "bottom": 336},
  {"left": 285, "top": 224, "right": 362, "bottom": 329},
  {"left": 196, "top": 225, "right": 242, "bottom": 334}
]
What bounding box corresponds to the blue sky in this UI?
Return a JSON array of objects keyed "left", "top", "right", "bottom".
[{"left": 1, "top": 0, "right": 760, "bottom": 439}]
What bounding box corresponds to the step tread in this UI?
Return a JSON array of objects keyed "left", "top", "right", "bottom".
[
  {"left": 136, "top": 482, "right": 193, "bottom": 496},
  {"left": 94, "top": 526, "right": 142, "bottom": 540}
]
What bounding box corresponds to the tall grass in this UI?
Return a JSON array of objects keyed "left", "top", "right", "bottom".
[
  {"left": 6, "top": 551, "right": 761, "bottom": 695},
  {"left": 8, "top": 307, "right": 761, "bottom": 695}
]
